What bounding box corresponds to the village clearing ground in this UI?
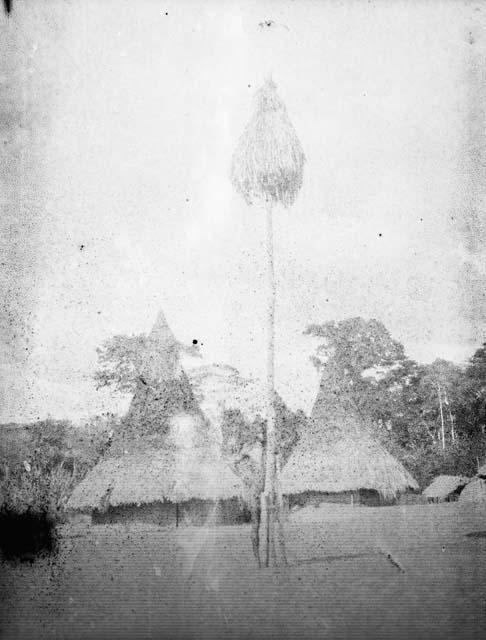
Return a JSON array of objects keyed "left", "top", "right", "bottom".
[{"left": 1, "top": 502, "right": 485, "bottom": 640}]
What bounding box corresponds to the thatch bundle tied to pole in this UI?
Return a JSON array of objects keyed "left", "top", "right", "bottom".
[
  {"left": 230, "top": 77, "right": 305, "bottom": 568},
  {"left": 231, "top": 78, "right": 305, "bottom": 207}
]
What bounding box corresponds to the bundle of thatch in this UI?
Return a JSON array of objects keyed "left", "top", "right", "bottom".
[
  {"left": 281, "top": 374, "right": 418, "bottom": 501},
  {"left": 422, "top": 475, "right": 469, "bottom": 502},
  {"left": 230, "top": 77, "right": 305, "bottom": 208}
]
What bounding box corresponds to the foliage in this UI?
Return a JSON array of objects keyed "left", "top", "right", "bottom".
[
  {"left": 380, "top": 430, "right": 486, "bottom": 489},
  {"left": 94, "top": 334, "right": 151, "bottom": 394},
  {"left": 0, "top": 416, "right": 116, "bottom": 520},
  {"left": 306, "top": 316, "right": 486, "bottom": 484},
  {"left": 221, "top": 397, "right": 306, "bottom": 465},
  {"left": 306, "top": 317, "right": 408, "bottom": 419},
  {"left": 306, "top": 317, "right": 406, "bottom": 377}
]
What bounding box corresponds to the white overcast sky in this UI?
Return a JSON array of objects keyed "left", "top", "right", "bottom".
[{"left": 1, "top": 0, "right": 486, "bottom": 423}]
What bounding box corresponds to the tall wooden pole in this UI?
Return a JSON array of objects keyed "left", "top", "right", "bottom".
[
  {"left": 260, "top": 202, "right": 277, "bottom": 566},
  {"left": 258, "top": 202, "right": 288, "bottom": 568}
]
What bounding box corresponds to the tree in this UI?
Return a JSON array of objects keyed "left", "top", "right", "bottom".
[
  {"left": 305, "top": 317, "right": 438, "bottom": 449},
  {"left": 93, "top": 318, "right": 201, "bottom": 447},
  {"left": 231, "top": 77, "right": 305, "bottom": 567},
  {"left": 188, "top": 362, "right": 306, "bottom": 567},
  {"left": 306, "top": 317, "right": 407, "bottom": 417},
  {"left": 460, "top": 343, "right": 486, "bottom": 436},
  {"left": 415, "top": 359, "right": 464, "bottom": 449},
  {"left": 220, "top": 399, "right": 306, "bottom": 568}
]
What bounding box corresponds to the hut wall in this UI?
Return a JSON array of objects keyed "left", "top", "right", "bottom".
[
  {"left": 288, "top": 489, "right": 393, "bottom": 508},
  {"left": 91, "top": 497, "right": 250, "bottom": 527},
  {"left": 92, "top": 501, "right": 176, "bottom": 526},
  {"left": 397, "top": 492, "right": 429, "bottom": 506}
]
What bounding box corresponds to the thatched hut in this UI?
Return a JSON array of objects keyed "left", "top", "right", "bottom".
[
  {"left": 67, "top": 419, "right": 245, "bottom": 526},
  {"left": 67, "top": 312, "right": 246, "bottom": 526},
  {"left": 280, "top": 370, "right": 419, "bottom": 506},
  {"left": 422, "top": 475, "right": 470, "bottom": 503},
  {"left": 459, "top": 477, "right": 486, "bottom": 503},
  {"left": 459, "top": 463, "right": 486, "bottom": 503}
]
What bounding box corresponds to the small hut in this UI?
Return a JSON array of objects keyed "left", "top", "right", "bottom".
[
  {"left": 422, "top": 475, "right": 470, "bottom": 503},
  {"left": 281, "top": 370, "right": 418, "bottom": 506},
  {"left": 459, "top": 464, "right": 486, "bottom": 504},
  {"left": 459, "top": 477, "right": 486, "bottom": 503}
]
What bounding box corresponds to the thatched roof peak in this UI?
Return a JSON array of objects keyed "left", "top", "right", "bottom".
[{"left": 148, "top": 310, "right": 176, "bottom": 346}]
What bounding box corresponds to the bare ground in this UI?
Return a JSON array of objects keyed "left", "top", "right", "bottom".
[{"left": 1, "top": 502, "right": 485, "bottom": 640}]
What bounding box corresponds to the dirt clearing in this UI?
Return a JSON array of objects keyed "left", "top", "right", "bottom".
[{"left": 1, "top": 503, "right": 485, "bottom": 639}]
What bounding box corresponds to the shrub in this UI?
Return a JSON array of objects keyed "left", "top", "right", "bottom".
[{"left": 0, "top": 509, "right": 58, "bottom": 563}]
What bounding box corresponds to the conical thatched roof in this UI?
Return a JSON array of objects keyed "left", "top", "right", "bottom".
[
  {"left": 231, "top": 78, "right": 305, "bottom": 208},
  {"left": 422, "top": 475, "right": 469, "bottom": 500},
  {"left": 68, "top": 412, "right": 244, "bottom": 510},
  {"left": 69, "top": 313, "right": 243, "bottom": 510},
  {"left": 118, "top": 310, "right": 205, "bottom": 445},
  {"left": 281, "top": 371, "right": 418, "bottom": 500},
  {"left": 459, "top": 477, "right": 486, "bottom": 503}
]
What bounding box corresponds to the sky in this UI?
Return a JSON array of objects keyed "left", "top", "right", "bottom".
[{"left": 1, "top": 0, "right": 486, "bottom": 423}]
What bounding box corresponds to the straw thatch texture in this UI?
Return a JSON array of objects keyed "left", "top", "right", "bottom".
[
  {"left": 478, "top": 463, "right": 486, "bottom": 478},
  {"left": 459, "top": 477, "right": 486, "bottom": 503},
  {"left": 231, "top": 78, "right": 305, "bottom": 208},
  {"left": 69, "top": 313, "right": 245, "bottom": 512},
  {"left": 422, "top": 475, "right": 469, "bottom": 501},
  {"left": 67, "top": 445, "right": 243, "bottom": 511},
  {"left": 112, "top": 311, "right": 208, "bottom": 449},
  {"left": 281, "top": 413, "right": 418, "bottom": 500}
]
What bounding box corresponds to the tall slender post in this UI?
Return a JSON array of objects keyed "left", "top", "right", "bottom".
[
  {"left": 230, "top": 77, "right": 305, "bottom": 567},
  {"left": 437, "top": 383, "right": 445, "bottom": 452},
  {"left": 443, "top": 388, "right": 455, "bottom": 444},
  {"left": 260, "top": 202, "right": 277, "bottom": 566}
]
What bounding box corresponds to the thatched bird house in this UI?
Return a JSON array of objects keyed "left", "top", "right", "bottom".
[
  {"left": 422, "top": 475, "right": 470, "bottom": 503},
  {"left": 280, "top": 373, "right": 418, "bottom": 506},
  {"left": 67, "top": 312, "right": 246, "bottom": 526}
]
